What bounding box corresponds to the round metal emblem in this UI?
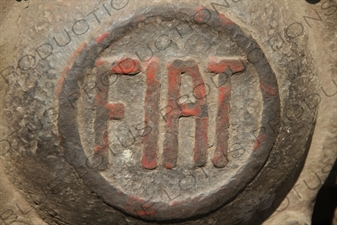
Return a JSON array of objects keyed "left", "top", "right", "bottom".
[{"left": 58, "top": 5, "right": 280, "bottom": 220}]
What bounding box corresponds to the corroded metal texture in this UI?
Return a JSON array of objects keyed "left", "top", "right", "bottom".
[
  {"left": 0, "top": 1, "right": 336, "bottom": 225},
  {"left": 58, "top": 6, "right": 280, "bottom": 220}
]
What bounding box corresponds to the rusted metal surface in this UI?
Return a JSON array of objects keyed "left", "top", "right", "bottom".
[
  {"left": 0, "top": 1, "right": 336, "bottom": 225},
  {"left": 58, "top": 6, "right": 280, "bottom": 220}
]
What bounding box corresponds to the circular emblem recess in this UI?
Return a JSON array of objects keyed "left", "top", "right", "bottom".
[{"left": 58, "top": 5, "right": 280, "bottom": 220}]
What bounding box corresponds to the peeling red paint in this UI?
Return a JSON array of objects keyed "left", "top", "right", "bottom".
[
  {"left": 254, "top": 134, "right": 266, "bottom": 150},
  {"left": 142, "top": 157, "right": 157, "bottom": 170},
  {"left": 194, "top": 117, "right": 208, "bottom": 166},
  {"left": 94, "top": 93, "right": 101, "bottom": 106},
  {"left": 94, "top": 83, "right": 125, "bottom": 155},
  {"left": 219, "top": 13, "right": 235, "bottom": 25},
  {"left": 111, "top": 58, "right": 140, "bottom": 75},
  {"left": 195, "top": 5, "right": 204, "bottom": 12},
  {"left": 69, "top": 43, "right": 87, "bottom": 63},
  {"left": 104, "top": 102, "right": 125, "bottom": 120},
  {"left": 163, "top": 60, "right": 208, "bottom": 168},
  {"left": 94, "top": 146, "right": 101, "bottom": 152},
  {"left": 260, "top": 81, "right": 276, "bottom": 96},
  {"left": 96, "top": 32, "right": 109, "bottom": 44},
  {"left": 93, "top": 131, "right": 109, "bottom": 153},
  {"left": 164, "top": 163, "right": 174, "bottom": 169},
  {"left": 137, "top": 209, "right": 156, "bottom": 216},
  {"left": 208, "top": 57, "right": 245, "bottom": 73},
  {"left": 56, "top": 66, "right": 70, "bottom": 95},
  {"left": 142, "top": 58, "right": 160, "bottom": 170},
  {"left": 180, "top": 104, "right": 201, "bottom": 116},
  {"left": 194, "top": 6, "right": 208, "bottom": 23},
  {"left": 102, "top": 131, "right": 109, "bottom": 152},
  {"left": 124, "top": 196, "right": 157, "bottom": 216},
  {"left": 95, "top": 59, "right": 103, "bottom": 67},
  {"left": 212, "top": 85, "right": 230, "bottom": 168},
  {"left": 207, "top": 57, "right": 246, "bottom": 168},
  {"left": 56, "top": 43, "right": 87, "bottom": 95}
]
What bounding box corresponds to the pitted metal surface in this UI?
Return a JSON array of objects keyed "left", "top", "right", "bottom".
[{"left": 0, "top": 1, "right": 336, "bottom": 225}]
